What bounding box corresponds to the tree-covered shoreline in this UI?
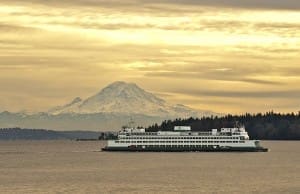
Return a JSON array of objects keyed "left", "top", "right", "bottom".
[{"left": 146, "top": 112, "right": 300, "bottom": 140}]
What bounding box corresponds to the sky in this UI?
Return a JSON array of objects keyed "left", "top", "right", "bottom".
[{"left": 0, "top": 0, "right": 300, "bottom": 114}]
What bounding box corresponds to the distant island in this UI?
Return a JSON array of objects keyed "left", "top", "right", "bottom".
[{"left": 0, "top": 128, "right": 115, "bottom": 141}]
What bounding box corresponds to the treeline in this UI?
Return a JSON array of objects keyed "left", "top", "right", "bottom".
[
  {"left": 146, "top": 112, "right": 300, "bottom": 140},
  {"left": 0, "top": 128, "right": 103, "bottom": 140},
  {"left": 98, "top": 132, "right": 118, "bottom": 140}
]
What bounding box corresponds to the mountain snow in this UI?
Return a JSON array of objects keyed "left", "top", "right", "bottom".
[{"left": 48, "top": 81, "right": 203, "bottom": 117}]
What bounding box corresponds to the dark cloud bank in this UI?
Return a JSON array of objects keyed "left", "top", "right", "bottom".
[
  {"left": 145, "top": 0, "right": 300, "bottom": 10},
  {"left": 6, "top": 0, "right": 300, "bottom": 10}
]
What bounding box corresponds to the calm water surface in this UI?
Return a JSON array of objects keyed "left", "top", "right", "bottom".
[{"left": 0, "top": 141, "right": 299, "bottom": 193}]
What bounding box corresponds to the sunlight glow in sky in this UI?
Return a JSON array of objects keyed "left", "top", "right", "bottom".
[{"left": 0, "top": 0, "right": 300, "bottom": 114}]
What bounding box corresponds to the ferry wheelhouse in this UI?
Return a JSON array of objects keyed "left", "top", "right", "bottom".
[{"left": 102, "top": 126, "right": 268, "bottom": 152}]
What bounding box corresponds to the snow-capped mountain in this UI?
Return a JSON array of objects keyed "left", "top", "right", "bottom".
[
  {"left": 48, "top": 81, "right": 203, "bottom": 117},
  {"left": 0, "top": 81, "right": 217, "bottom": 131}
]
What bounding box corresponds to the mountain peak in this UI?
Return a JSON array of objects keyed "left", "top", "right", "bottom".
[
  {"left": 48, "top": 81, "right": 207, "bottom": 117},
  {"left": 107, "top": 81, "right": 132, "bottom": 87},
  {"left": 100, "top": 81, "right": 140, "bottom": 93}
]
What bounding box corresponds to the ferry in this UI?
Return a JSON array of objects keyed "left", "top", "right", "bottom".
[{"left": 101, "top": 126, "right": 268, "bottom": 152}]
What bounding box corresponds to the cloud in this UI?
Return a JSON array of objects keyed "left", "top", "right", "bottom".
[
  {"left": 169, "top": 88, "right": 300, "bottom": 99},
  {"left": 140, "top": 0, "right": 300, "bottom": 10},
  {"left": 145, "top": 71, "right": 282, "bottom": 85},
  {"left": 0, "top": 1, "right": 300, "bottom": 113},
  {"left": 4, "top": 0, "right": 300, "bottom": 10}
]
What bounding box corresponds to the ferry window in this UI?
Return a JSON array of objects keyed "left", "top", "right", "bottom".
[{"left": 115, "top": 141, "right": 119, "bottom": 143}]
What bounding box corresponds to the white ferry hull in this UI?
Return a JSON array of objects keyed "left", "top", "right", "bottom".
[{"left": 102, "top": 146, "right": 268, "bottom": 152}]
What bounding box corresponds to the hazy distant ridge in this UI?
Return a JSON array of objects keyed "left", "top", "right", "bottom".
[{"left": 0, "top": 128, "right": 103, "bottom": 140}]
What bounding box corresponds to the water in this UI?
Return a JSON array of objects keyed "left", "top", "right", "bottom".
[{"left": 0, "top": 141, "right": 299, "bottom": 193}]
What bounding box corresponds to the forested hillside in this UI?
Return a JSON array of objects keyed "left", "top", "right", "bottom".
[{"left": 146, "top": 112, "right": 300, "bottom": 140}]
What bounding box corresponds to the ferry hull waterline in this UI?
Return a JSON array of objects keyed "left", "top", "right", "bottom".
[
  {"left": 102, "top": 146, "right": 268, "bottom": 152},
  {"left": 102, "top": 126, "right": 268, "bottom": 152}
]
